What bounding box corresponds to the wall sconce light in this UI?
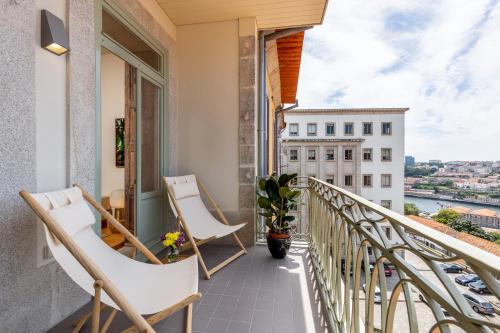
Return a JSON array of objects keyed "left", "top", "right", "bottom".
[{"left": 41, "top": 9, "right": 69, "bottom": 55}]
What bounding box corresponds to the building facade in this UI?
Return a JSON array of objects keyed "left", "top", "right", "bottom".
[
  {"left": 0, "top": 0, "right": 328, "bottom": 331},
  {"left": 281, "top": 108, "right": 408, "bottom": 214},
  {"left": 405, "top": 155, "right": 416, "bottom": 166}
]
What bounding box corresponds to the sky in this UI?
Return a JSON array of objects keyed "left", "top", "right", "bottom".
[{"left": 297, "top": 0, "right": 500, "bottom": 162}]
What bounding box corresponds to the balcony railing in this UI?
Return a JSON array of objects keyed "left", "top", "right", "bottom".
[{"left": 308, "top": 178, "right": 500, "bottom": 333}]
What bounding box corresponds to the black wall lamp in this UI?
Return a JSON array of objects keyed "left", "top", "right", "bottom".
[{"left": 41, "top": 9, "right": 69, "bottom": 55}]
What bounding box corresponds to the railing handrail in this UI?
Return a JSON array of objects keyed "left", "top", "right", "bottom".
[
  {"left": 308, "top": 177, "right": 500, "bottom": 333},
  {"left": 310, "top": 177, "right": 500, "bottom": 274}
]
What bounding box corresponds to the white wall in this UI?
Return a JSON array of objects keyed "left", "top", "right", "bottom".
[
  {"left": 177, "top": 20, "right": 239, "bottom": 211},
  {"left": 101, "top": 53, "right": 125, "bottom": 197},
  {"left": 36, "top": 0, "right": 67, "bottom": 192},
  {"left": 35, "top": 0, "right": 68, "bottom": 268}
]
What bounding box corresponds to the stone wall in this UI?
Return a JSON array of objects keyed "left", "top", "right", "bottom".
[
  {"left": 0, "top": 1, "right": 95, "bottom": 332},
  {"left": 237, "top": 19, "right": 258, "bottom": 246},
  {"left": 0, "top": 0, "right": 179, "bottom": 331}
]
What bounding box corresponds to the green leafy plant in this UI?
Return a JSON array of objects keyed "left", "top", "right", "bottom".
[
  {"left": 404, "top": 203, "right": 420, "bottom": 216},
  {"left": 257, "top": 173, "right": 301, "bottom": 235}
]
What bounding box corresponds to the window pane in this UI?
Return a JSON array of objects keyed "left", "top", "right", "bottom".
[
  {"left": 102, "top": 10, "right": 161, "bottom": 71},
  {"left": 363, "top": 148, "right": 372, "bottom": 161},
  {"left": 289, "top": 123, "right": 298, "bottom": 135},
  {"left": 290, "top": 149, "right": 298, "bottom": 161},
  {"left": 344, "top": 149, "right": 353, "bottom": 160},
  {"left": 382, "top": 148, "right": 392, "bottom": 161},
  {"left": 307, "top": 123, "right": 317, "bottom": 135},
  {"left": 382, "top": 122, "right": 392, "bottom": 135},
  {"left": 381, "top": 174, "right": 391, "bottom": 187},
  {"left": 308, "top": 150, "right": 316, "bottom": 160},
  {"left": 344, "top": 123, "right": 353, "bottom": 135},
  {"left": 326, "top": 149, "right": 335, "bottom": 160},
  {"left": 363, "top": 175, "right": 372, "bottom": 187},
  {"left": 363, "top": 123, "right": 372, "bottom": 135},
  {"left": 141, "top": 78, "right": 160, "bottom": 193},
  {"left": 326, "top": 123, "right": 335, "bottom": 135}
]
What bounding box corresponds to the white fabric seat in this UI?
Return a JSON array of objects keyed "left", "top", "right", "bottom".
[
  {"left": 164, "top": 175, "right": 247, "bottom": 279},
  {"left": 30, "top": 187, "right": 198, "bottom": 315},
  {"left": 165, "top": 175, "right": 246, "bottom": 240}
]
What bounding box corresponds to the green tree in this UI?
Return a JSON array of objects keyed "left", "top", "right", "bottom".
[
  {"left": 434, "top": 209, "right": 461, "bottom": 225},
  {"left": 489, "top": 232, "right": 500, "bottom": 244},
  {"left": 404, "top": 203, "right": 420, "bottom": 216},
  {"left": 447, "top": 219, "right": 495, "bottom": 242}
]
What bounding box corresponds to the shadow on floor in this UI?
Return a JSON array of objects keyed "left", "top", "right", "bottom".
[{"left": 48, "top": 243, "right": 330, "bottom": 333}]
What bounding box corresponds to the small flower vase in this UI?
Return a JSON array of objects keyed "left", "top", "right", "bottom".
[{"left": 166, "top": 247, "right": 179, "bottom": 263}]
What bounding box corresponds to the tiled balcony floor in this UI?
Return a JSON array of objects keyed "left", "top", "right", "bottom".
[{"left": 48, "top": 243, "right": 329, "bottom": 333}]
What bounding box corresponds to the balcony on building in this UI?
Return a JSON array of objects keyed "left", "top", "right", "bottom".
[{"left": 1, "top": 0, "right": 499, "bottom": 333}]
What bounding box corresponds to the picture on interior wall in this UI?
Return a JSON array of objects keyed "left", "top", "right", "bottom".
[{"left": 115, "top": 118, "right": 125, "bottom": 167}]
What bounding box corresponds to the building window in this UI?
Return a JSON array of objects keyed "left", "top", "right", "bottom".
[
  {"left": 363, "top": 122, "right": 373, "bottom": 135},
  {"left": 289, "top": 123, "right": 299, "bottom": 136},
  {"left": 307, "top": 123, "right": 317, "bottom": 136},
  {"left": 344, "top": 175, "right": 353, "bottom": 187},
  {"left": 384, "top": 227, "right": 392, "bottom": 240},
  {"left": 344, "top": 148, "right": 353, "bottom": 161},
  {"left": 326, "top": 176, "right": 334, "bottom": 184},
  {"left": 344, "top": 122, "right": 354, "bottom": 135},
  {"left": 363, "top": 148, "right": 372, "bottom": 161},
  {"left": 381, "top": 174, "right": 392, "bottom": 187},
  {"left": 326, "top": 148, "right": 335, "bottom": 161},
  {"left": 381, "top": 200, "right": 392, "bottom": 209},
  {"left": 363, "top": 175, "right": 372, "bottom": 187},
  {"left": 326, "top": 123, "right": 335, "bottom": 136},
  {"left": 382, "top": 122, "right": 392, "bottom": 135},
  {"left": 381, "top": 148, "right": 392, "bottom": 161},
  {"left": 308, "top": 149, "right": 316, "bottom": 161},
  {"left": 289, "top": 149, "right": 298, "bottom": 161}
]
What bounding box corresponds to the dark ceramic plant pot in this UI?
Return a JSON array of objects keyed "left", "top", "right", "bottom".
[{"left": 266, "top": 232, "right": 291, "bottom": 259}]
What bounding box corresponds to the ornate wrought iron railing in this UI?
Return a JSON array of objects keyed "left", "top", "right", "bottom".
[{"left": 308, "top": 178, "right": 500, "bottom": 333}]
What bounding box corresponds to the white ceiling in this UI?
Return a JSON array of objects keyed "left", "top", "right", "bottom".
[{"left": 155, "top": 0, "right": 328, "bottom": 29}]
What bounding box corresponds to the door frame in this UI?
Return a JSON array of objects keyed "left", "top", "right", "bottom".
[{"left": 94, "top": 0, "right": 169, "bottom": 254}]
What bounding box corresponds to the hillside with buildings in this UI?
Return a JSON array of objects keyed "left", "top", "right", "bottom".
[{"left": 404, "top": 160, "right": 500, "bottom": 206}]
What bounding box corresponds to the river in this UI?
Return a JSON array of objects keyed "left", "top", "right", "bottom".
[{"left": 404, "top": 196, "right": 500, "bottom": 215}]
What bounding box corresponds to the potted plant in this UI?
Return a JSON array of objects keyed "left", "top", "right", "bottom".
[{"left": 257, "top": 173, "right": 300, "bottom": 258}]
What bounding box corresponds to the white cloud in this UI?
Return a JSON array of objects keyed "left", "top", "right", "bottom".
[{"left": 297, "top": 0, "right": 500, "bottom": 161}]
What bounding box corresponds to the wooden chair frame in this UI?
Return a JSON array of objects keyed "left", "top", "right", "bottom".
[
  {"left": 20, "top": 184, "right": 201, "bottom": 333},
  {"left": 165, "top": 176, "right": 247, "bottom": 280}
]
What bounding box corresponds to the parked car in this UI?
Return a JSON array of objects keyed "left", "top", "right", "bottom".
[
  {"left": 462, "top": 293, "right": 494, "bottom": 314},
  {"left": 412, "top": 288, "right": 449, "bottom": 315},
  {"left": 384, "top": 264, "right": 392, "bottom": 277},
  {"left": 455, "top": 274, "right": 480, "bottom": 286},
  {"left": 362, "top": 283, "right": 381, "bottom": 304},
  {"left": 468, "top": 281, "right": 490, "bottom": 294},
  {"left": 364, "top": 262, "right": 392, "bottom": 277},
  {"left": 340, "top": 259, "right": 353, "bottom": 275},
  {"left": 439, "top": 263, "right": 463, "bottom": 273}
]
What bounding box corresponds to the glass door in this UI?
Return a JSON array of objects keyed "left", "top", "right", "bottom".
[{"left": 135, "top": 72, "right": 165, "bottom": 248}]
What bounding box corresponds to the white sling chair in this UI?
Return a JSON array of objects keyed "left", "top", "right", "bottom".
[
  {"left": 164, "top": 175, "right": 247, "bottom": 279},
  {"left": 20, "top": 185, "right": 200, "bottom": 333}
]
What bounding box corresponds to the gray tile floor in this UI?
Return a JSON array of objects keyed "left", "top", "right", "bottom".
[{"left": 48, "top": 244, "right": 330, "bottom": 333}]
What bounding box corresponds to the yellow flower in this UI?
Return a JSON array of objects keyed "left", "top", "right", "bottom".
[{"left": 162, "top": 238, "right": 174, "bottom": 247}]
